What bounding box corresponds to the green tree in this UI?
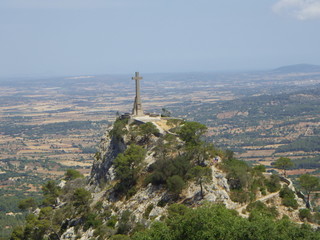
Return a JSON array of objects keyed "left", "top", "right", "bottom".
[
  {"left": 188, "top": 166, "right": 212, "bottom": 199},
  {"left": 299, "top": 174, "right": 320, "bottom": 208},
  {"left": 72, "top": 188, "right": 92, "bottom": 207},
  {"left": 110, "top": 118, "right": 128, "bottom": 140},
  {"left": 18, "top": 198, "right": 36, "bottom": 212},
  {"left": 274, "top": 157, "right": 293, "bottom": 177},
  {"left": 114, "top": 144, "right": 146, "bottom": 194},
  {"left": 139, "top": 122, "right": 160, "bottom": 143},
  {"left": 166, "top": 175, "right": 185, "bottom": 195},
  {"left": 65, "top": 169, "right": 83, "bottom": 181},
  {"left": 42, "top": 180, "right": 61, "bottom": 205},
  {"left": 178, "top": 121, "right": 207, "bottom": 146}
]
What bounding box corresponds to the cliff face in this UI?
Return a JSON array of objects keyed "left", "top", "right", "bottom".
[
  {"left": 87, "top": 119, "right": 235, "bottom": 211},
  {"left": 88, "top": 126, "right": 126, "bottom": 190}
]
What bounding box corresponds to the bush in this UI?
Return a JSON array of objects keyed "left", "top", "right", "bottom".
[
  {"left": 246, "top": 201, "right": 278, "bottom": 218},
  {"left": 279, "top": 186, "right": 298, "bottom": 209},
  {"left": 110, "top": 235, "right": 131, "bottom": 240},
  {"left": 83, "top": 213, "right": 102, "bottom": 230},
  {"left": 166, "top": 175, "right": 185, "bottom": 195},
  {"left": 107, "top": 216, "right": 118, "bottom": 228},
  {"left": 230, "top": 190, "right": 250, "bottom": 203},
  {"left": 282, "top": 197, "right": 298, "bottom": 209},
  {"left": 110, "top": 118, "right": 128, "bottom": 140},
  {"left": 279, "top": 186, "right": 295, "bottom": 198},
  {"left": 265, "top": 174, "right": 281, "bottom": 193},
  {"left": 65, "top": 169, "right": 83, "bottom": 181},
  {"left": 18, "top": 198, "right": 37, "bottom": 211},
  {"left": 72, "top": 188, "right": 92, "bottom": 207},
  {"left": 299, "top": 209, "right": 313, "bottom": 222},
  {"left": 139, "top": 122, "right": 159, "bottom": 137}
]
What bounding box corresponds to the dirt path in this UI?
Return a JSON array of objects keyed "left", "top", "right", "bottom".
[{"left": 236, "top": 191, "right": 280, "bottom": 217}]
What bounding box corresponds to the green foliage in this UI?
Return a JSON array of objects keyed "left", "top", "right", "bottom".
[
  {"left": 114, "top": 144, "right": 146, "bottom": 195},
  {"left": 265, "top": 174, "right": 281, "bottom": 193},
  {"left": 110, "top": 118, "right": 128, "bottom": 140},
  {"left": 299, "top": 174, "right": 320, "bottom": 205},
  {"left": 144, "top": 204, "right": 154, "bottom": 219},
  {"left": 188, "top": 166, "right": 212, "bottom": 198},
  {"left": 253, "top": 164, "right": 266, "bottom": 172},
  {"left": 83, "top": 213, "right": 103, "bottom": 230},
  {"left": 133, "top": 203, "right": 320, "bottom": 240},
  {"left": 292, "top": 156, "right": 320, "bottom": 169},
  {"left": 279, "top": 186, "right": 295, "bottom": 199},
  {"left": 166, "top": 175, "right": 185, "bottom": 195},
  {"left": 39, "top": 206, "right": 53, "bottom": 220},
  {"left": 230, "top": 190, "right": 251, "bottom": 203},
  {"left": 72, "top": 188, "right": 92, "bottom": 207},
  {"left": 107, "top": 216, "right": 118, "bottom": 228},
  {"left": 42, "top": 180, "right": 61, "bottom": 205},
  {"left": 139, "top": 122, "right": 159, "bottom": 137},
  {"left": 246, "top": 201, "right": 278, "bottom": 218},
  {"left": 178, "top": 121, "right": 207, "bottom": 146},
  {"left": 299, "top": 209, "right": 313, "bottom": 222},
  {"left": 279, "top": 186, "right": 298, "bottom": 209},
  {"left": 64, "top": 169, "right": 83, "bottom": 181},
  {"left": 117, "top": 210, "right": 133, "bottom": 235},
  {"left": 18, "top": 198, "right": 36, "bottom": 211},
  {"left": 299, "top": 174, "right": 320, "bottom": 193},
  {"left": 110, "top": 235, "right": 131, "bottom": 240},
  {"left": 10, "top": 226, "right": 24, "bottom": 240},
  {"left": 148, "top": 155, "right": 191, "bottom": 186},
  {"left": 274, "top": 157, "right": 293, "bottom": 177},
  {"left": 222, "top": 157, "right": 250, "bottom": 190},
  {"left": 276, "top": 136, "right": 320, "bottom": 153}
]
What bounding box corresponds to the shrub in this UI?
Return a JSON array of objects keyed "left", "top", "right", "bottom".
[
  {"left": 166, "top": 175, "right": 185, "bottom": 195},
  {"left": 265, "top": 174, "right": 281, "bottom": 193},
  {"left": 107, "top": 216, "right": 118, "bottom": 228},
  {"left": 72, "top": 188, "right": 92, "bottom": 207},
  {"left": 144, "top": 204, "right": 154, "bottom": 219},
  {"left": 65, "top": 169, "right": 83, "bottom": 180},
  {"left": 110, "top": 235, "right": 131, "bottom": 240},
  {"left": 18, "top": 198, "right": 37, "bottom": 211},
  {"left": 83, "top": 213, "right": 102, "bottom": 230},
  {"left": 299, "top": 208, "right": 313, "bottom": 222},
  {"left": 279, "top": 186, "right": 298, "bottom": 209},
  {"left": 139, "top": 122, "right": 159, "bottom": 137},
  {"left": 282, "top": 197, "right": 298, "bottom": 209},
  {"left": 230, "top": 190, "right": 250, "bottom": 203},
  {"left": 246, "top": 201, "right": 278, "bottom": 218},
  {"left": 109, "top": 118, "right": 128, "bottom": 140}
]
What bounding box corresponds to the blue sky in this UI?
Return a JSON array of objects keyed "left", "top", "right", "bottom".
[{"left": 0, "top": 0, "right": 320, "bottom": 77}]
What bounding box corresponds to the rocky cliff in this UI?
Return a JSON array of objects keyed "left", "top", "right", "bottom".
[{"left": 12, "top": 118, "right": 317, "bottom": 240}]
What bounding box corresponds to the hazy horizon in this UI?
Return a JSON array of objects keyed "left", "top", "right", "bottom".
[{"left": 1, "top": 0, "right": 320, "bottom": 78}]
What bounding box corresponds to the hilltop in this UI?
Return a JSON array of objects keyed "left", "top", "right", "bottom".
[
  {"left": 10, "top": 118, "right": 320, "bottom": 240},
  {"left": 273, "top": 64, "right": 320, "bottom": 73}
]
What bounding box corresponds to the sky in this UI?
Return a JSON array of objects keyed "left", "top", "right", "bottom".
[{"left": 0, "top": 0, "right": 320, "bottom": 77}]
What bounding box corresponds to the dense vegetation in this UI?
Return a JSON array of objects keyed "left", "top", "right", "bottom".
[
  {"left": 133, "top": 204, "right": 320, "bottom": 240},
  {"left": 276, "top": 136, "right": 320, "bottom": 153},
  {"left": 0, "top": 120, "right": 109, "bottom": 137}
]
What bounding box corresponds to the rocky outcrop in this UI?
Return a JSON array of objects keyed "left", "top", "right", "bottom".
[{"left": 88, "top": 127, "right": 126, "bottom": 191}]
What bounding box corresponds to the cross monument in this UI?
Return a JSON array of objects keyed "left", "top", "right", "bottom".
[{"left": 132, "top": 72, "right": 144, "bottom": 116}]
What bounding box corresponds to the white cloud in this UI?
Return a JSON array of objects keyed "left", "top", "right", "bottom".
[{"left": 273, "top": 0, "right": 320, "bottom": 20}]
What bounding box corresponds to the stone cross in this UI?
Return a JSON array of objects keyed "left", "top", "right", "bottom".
[{"left": 132, "top": 72, "right": 144, "bottom": 116}]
